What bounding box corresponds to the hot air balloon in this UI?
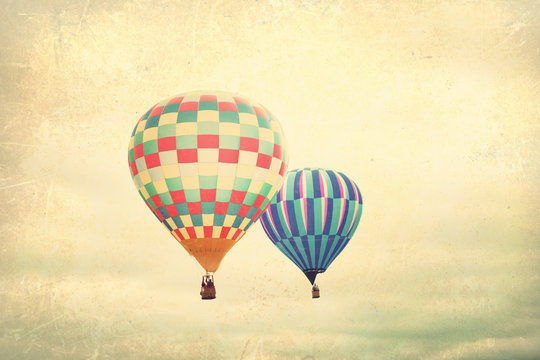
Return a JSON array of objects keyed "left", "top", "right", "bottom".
[
  {"left": 127, "top": 91, "right": 288, "bottom": 299},
  {"left": 259, "top": 168, "right": 362, "bottom": 298}
]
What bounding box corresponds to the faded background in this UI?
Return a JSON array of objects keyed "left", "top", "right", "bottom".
[{"left": 1, "top": 0, "right": 539, "bottom": 359}]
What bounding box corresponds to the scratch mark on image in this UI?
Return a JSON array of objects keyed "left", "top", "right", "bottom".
[{"left": 0, "top": 180, "right": 35, "bottom": 190}]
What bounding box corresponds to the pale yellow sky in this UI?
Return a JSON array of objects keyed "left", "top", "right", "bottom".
[{"left": 1, "top": 0, "right": 539, "bottom": 359}]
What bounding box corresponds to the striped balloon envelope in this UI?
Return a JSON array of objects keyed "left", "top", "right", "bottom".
[
  {"left": 259, "top": 168, "right": 362, "bottom": 295},
  {"left": 127, "top": 91, "right": 288, "bottom": 294}
]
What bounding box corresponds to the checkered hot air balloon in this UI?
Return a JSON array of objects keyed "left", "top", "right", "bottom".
[
  {"left": 127, "top": 91, "right": 289, "bottom": 299},
  {"left": 259, "top": 168, "right": 362, "bottom": 298}
]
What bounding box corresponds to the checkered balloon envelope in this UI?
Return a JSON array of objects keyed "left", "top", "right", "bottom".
[
  {"left": 128, "top": 90, "right": 289, "bottom": 274},
  {"left": 260, "top": 168, "right": 363, "bottom": 293}
]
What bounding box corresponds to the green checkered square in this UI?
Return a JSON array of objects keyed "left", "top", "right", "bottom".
[
  {"left": 201, "top": 202, "right": 215, "bottom": 214},
  {"left": 177, "top": 111, "right": 197, "bottom": 123},
  {"left": 191, "top": 214, "right": 203, "bottom": 226},
  {"left": 163, "top": 103, "right": 180, "bottom": 114},
  {"left": 219, "top": 135, "right": 240, "bottom": 149},
  {"left": 159, "top": 192, "right": 174, "bottom": 206},
  {"left": 227, "top": 203, "right": 241, "bottom": 215},
  {"left": 165, "top": 177, "right": 182, "bottom": 191},
  {"left": 258, "top": 140, "right": 273, "bottom": 156},
  {"left": 257, "top": 116, "right": 271, "bottom": 129},
  {"left": 158, "top": 124, "right": 176, "bottom": 137},
  {"left": 199, "top": 176, "right": 217, "bottom": 189},
  {"left": 134, "top": 132, "right": 144, "bottom": 146},
  {"left": 237, "top": 104, "right": 255, "bottom": 114},
  {"left": 143, "top": 140, "right": 158, "bottom": 155},
  {"left": 198, "top": 101, "right": 218, "bottom": 111},
  {"left": 184, "top": 189, "right": 201, "bottom": 202},
  {"left": 145, "top": 183, "right": 157, "bottom": 197},
  {"left": 233, "top": 178, "right": 251, "bottom": 191},
  {"left": 259, "top": 182, "right": 273, "bottom": 197},
  {"left": 176, "top": 202, "right": 189, "bottom": 215},
  {"left": 240, "top": 124, "right": 259, "bottom": 138},
  {"left": 243, "top": 192, "right": 258, "bottom": 206},
  {"left": 176, "top": 135, "right": 197, "bottom": 149},
  {"left": 219, "top": 111, "right": 240, "bottom": 123},
  {"left": 213, "top": 214, "right": 226, "bottom": 226},
  {"left": 273, "top": 132, "right": 283, "bottom": 146},
  {"left": 216, "top": 189, "right": 232, "bottom": 202}
]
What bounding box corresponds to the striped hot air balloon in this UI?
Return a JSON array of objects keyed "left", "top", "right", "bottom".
[
  {"left": 259, "top": 168, "right": 362, "bottom": 298},
  {"left": 128, "top": 90, "right": 289, "bottom": 299}
]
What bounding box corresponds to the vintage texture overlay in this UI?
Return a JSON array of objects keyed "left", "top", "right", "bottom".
[{"left": 1, "top": 0, "right": 539, "bottom": 359}]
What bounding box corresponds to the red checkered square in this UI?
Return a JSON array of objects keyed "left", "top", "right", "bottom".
[
  {"left": 167, "top": 96, "right": 184, "bottom": 104},
  {"left": 187, "top": 202, "right": 202, "bottom": 214},
  {"left": 219, "top": 149, "right": 239, "bottom": 163},
  {"left": 200, "top": 95, "right": 217, "bottom": 102},
  {"left": 134, "top": 143, "right": 144, "bottom": 159},
  {"left": 240, "top": 137, "right": 259, "bottom": 152},
  {"left": 149, "top": 106, "right": 164, "bottom": 118},
  {"left": 197, "top": 135, "right": 219, "bottom": 148},
  {"left": 166, "top": 204, "right": 179, "bottom": 217},
  {"left": 238, "top": 204, "right": 251, "bottom": 217},
  {"left": 200, "top": 189, "right": 216, "bottom": 202},
  {"left": 218, "top": 102, "right": 238, "bottom": 112},
  {"left": 220, "top": 227, "right": 231, "bottom": 239},
  {"left": 130, "top": 162, "right": 138, "bottom": 176},
  {"left": 151, "top": 195, "right": 163, "bottom": 208},
  {"left": 273, "top": 144, "right": 282, "bottom": 158},
  {"left": 186, "top": 227, "right": 196, "bottom": 238},
  {"left": 145, "top": 153, "right": 161, "bottom": 168},
  {"left": 230, "top": 190, "right": 246, "bottom": 203},
  {"left": 170, "top": 190, "right": 186, "bottom": 203},
  {"left": 279, "top": 161, "right": 286, "bottom": 176},
  {"left": 256, "top": 153, "right": 272, "bottom": 169},
  {"left": 215, "top": 202, "right": 228, "bottom": 214},
  {"left": 204, "top": 226, "right": 213, "bottom": 238},
  {"left": 158, "top": 136, "right": 176, "bottom": 151},
  {"left": 177, "top": 149, "right": 198, "bottom": 163},
  {"left": 179, "top": 102, "right": 198, "bottom": 111},
  {"left": 253, "top": 194, "right": 266, "bottom": 208}
]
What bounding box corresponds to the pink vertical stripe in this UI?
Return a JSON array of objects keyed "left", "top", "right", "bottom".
[
  {"left": 336, "top": 174, "right": 347, "bottom": 225},
  {"left": 351, "top": 179, "right": 359, "bottom": 201},
  {"left": 299, "top": 171, "right": 304, "bottom": 198},
  {"left": 337, "top": 174, "right": 345, "bottom": 198}
]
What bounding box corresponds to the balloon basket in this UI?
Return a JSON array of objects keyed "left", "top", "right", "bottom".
[
  {"left": 312, "top": 284, "right": 320, "bottom": 299},
  {"left": 200, "top": 274, "right": 216, "bottom": 300},
  {"left": 201, "top": 285, "right": 216, "bottom": 300}
]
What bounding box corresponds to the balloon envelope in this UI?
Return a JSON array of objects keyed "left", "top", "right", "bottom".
[
  {"left": 128, "top": 91, "right": 289, "bottom": 273},
  {"left": 260, "top": 168, "right": 362, "bottom": 284}
]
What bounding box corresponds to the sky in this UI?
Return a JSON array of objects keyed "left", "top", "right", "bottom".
[{"left": 1, "top": 0, "right": 539, "bottom": 359}]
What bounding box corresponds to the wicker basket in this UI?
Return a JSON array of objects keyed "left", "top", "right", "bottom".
[{"left": 201, "top": 285, "right": 216, "bottom": 300}]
